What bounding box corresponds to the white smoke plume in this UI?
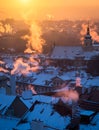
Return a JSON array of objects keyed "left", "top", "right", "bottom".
[
  {"left": 28, "top": 56, "right": 40, "bottom": 66},
  {"left": 11, "top": 57, "right": 40, "bottom": 75},
  {"left": 55, "top": 89, "right": 79, "bottom": 103},
  {"left": 91, "top": 26, "right": 99, "bottom": 42},
  {"left": 0, "top": 22, "right": 5, "bottom": 35},
  {"left": 0, "top": 67, "right": 9, "bottom": 73},
  {"left": 28, "top": 85, "right": 37, "bottom": 94},
  {"left": 0, "top": 60, "right": 5, "bottom": 64},
  {"left": 0, "top": 22, "right": 13, "bottom": 36},
  {"left": 80, "top": 22, "right": 99, "bottom": 44},
  {"left": 22, "top": 21, "right": 45, "bottom": 53}
]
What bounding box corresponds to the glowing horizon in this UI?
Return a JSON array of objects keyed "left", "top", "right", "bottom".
[{"left": 0, "top": 0, "right": 99, "bottom": 20}]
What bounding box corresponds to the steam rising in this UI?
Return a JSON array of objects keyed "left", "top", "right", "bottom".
[
  {"left": 0, "top": 60, "right": 8, "bottom": 73},
  {"left": 0, "top": 67, "right": 8, "bottom": 73},
  {"left": 22, "top": 21, "right": 45, "bottom": 53},
  {"left": 28, "top": 85, "right": 37, "bottom": 94},
  {"left": 11, "top": 58, "right": 39, "bottom": 75},
  {"left": 0, "top": 22, "right": 13, "bottom": 36},
  {"left": 56, "top": 90, "right": 79, "bottom": 103},
  {"left": 0, "top": 60, "right": 5, "bottom": 64}
]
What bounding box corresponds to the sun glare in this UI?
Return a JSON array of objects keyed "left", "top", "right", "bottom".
[{"left": 20, "top": 0, "right": 31, "bottom": 4}]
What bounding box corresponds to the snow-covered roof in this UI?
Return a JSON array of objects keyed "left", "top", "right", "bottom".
[
  {"left": 0, "top": 94, "right": 16, "bottom": 114},
  {"left": 17, "top": 69, "right": 59, "bottom": 86},
  {"left": 51, "top": 46, "right": 99, "bottom": 60},
  {"left": 25, "top": 103, "right": 71, "bottom": 130},
  {"left": 0, "top": 117, "right": 19, "bottom": 130},
  {"left": 20, "top": 95, "right": 59, "bottom": 109},
  {"left": 15, "top": 123, "right": 31, "bottom": 130},
  {"left": 58, "top": 73, "right": 70, "bottom": 81},
  {"left": 0, "top": 93, "right": 99, "bottom": 130},
  {"left": 16, "top": 69, "right": 99, "bottom": 89},
  {"left": 33, "top": 73, "right": 55, "bottom": 86},
  {"left": 93, "top": 43, "right": 99, "bottom": 47},
  {"left": 51, "top": 46, "right": 83, "bottom": 60},
  {"left": 80, "top": 109, "right": 95, "bottom": 116},
  {"left": 80, "top": 113, "right": 99, "bottom": 130},
  {"left": 85, "top": 77, "right": 99, "bottom": 87}
]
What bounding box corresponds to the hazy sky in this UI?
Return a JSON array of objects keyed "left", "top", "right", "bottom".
[{"left": 0, "top": 0, "right": 99, "bottom": 20}]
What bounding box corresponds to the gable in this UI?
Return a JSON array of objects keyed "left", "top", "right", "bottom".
[{"left": 5, "top": 97, "right": 28, "bottom": 118}]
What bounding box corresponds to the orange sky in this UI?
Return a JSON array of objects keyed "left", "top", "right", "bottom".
[{"left": 0, "top": 0, "right": 99, "bottom": 20}]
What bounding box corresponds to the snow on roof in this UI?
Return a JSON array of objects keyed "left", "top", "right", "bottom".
[
  {"left": 15, "top": 123, "right": 31, "bottom": 130},
  {"left": 58, "top": 73, "right": 70, "bottom": 81},
  {"left": 84, "top": 51, "right": 99, "bottom": 60},
  {"left": 51, "top": 46, "right": 83, "bottom": 59},
  {"left": 91, "top": 113, "right": 99, "bottom": 125},
  {"left": 25, "top": 103, "right": 71, "bottom": 130},
  {"left": 33, "top": 72, "right": 57, "bottom": 86},
  {"left": 80, "top": 113, "right": 99, "bottom": 130},
  {"left": 57, "top": 71, "right": 99, "bottom": 89},
  {"left": 16, "top": 67, "right": 59, "bottom": 86},
  {"left": 58, "top": 70, "right": 87, "bottom": 81},
  {"left": 85, "top": 77, "right": 99, "bottom": 87},
  {"left": 93, "top": 43, "right": 99, "bottom": 46},
  {"left": 20, "top": 98, "right": 33, "bottom": 109},
  {"left": 0, "top": 117, "right": 19, "bottom": 130},
  {"left": 16, "top": 74, "right": 37, "bottom": 84},
  {"left": 0, "top": 94, "right": 16, "bottom": 114},
  {"left": 80, "top": 109, "right": 95, "bottom": 116},
  {"left": 51, "top": 46, "right": 99, "bottom": 60},
  {"left": 15, "top": 121, "right": 64, "bottom": 130},
  {"left": 20, "top": 95, "right": 59, "bottom": 109},
  {"left": 17, "top": 69, "right": 99, "bottom": 89}
]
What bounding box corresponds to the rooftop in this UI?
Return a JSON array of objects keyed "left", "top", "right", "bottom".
[{"left": 51, "top": 46, "right": 99, "bottom": 60}]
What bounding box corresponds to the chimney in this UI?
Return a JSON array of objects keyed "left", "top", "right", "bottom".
[
  {"left": 72, "top": 101, "right": 80, "bottom": 118},
  {"left": 82, "top": 87, "right": 86, "bottom": 94},
  {"left": 0, "top": 87, "right": 6, "bottom": 95},
  {"left": 87, "top": 87, "right": 92, "bottom": 94},
  {"left": 10, "top": 74, "right": 16, "bottom": 95},
  {"left": 70, "top": 101, "right": 80, "bottom": 129}
]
